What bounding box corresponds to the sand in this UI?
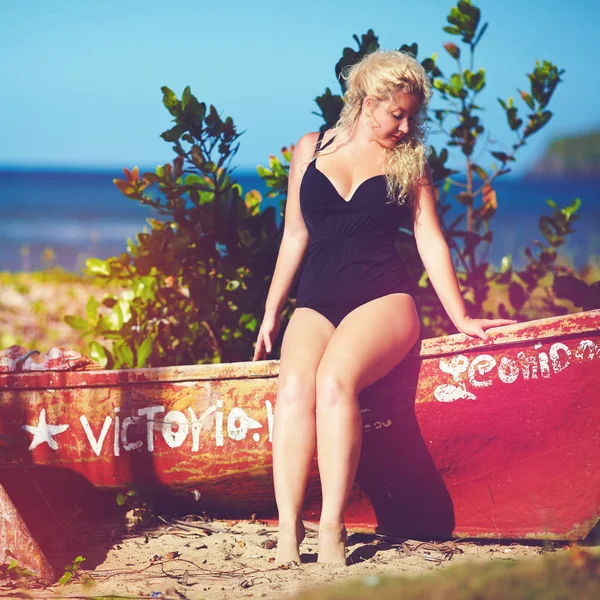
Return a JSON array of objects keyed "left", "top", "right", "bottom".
[{"left": 5, "top": 517, "right": 569, "bottom": 600}]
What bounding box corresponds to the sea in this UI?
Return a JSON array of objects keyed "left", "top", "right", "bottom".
[{"left": 0, "top": 166, "right": 598, "bottom": 273}]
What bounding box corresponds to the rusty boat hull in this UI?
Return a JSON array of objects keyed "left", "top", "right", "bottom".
[{"left": 1, "top": 310, "right": 599, "bottom": 541}]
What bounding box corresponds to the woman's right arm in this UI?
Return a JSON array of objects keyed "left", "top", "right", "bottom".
[{"left": 252, "top": 132, "right": 319, "bottom": 360}]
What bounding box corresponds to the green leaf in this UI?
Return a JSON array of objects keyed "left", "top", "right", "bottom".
[
  {"left": 471, "top": 163, "right": 487, "bottom": 180},
  {"left": 181, "top": 86, "right": 191, "bottom": 112},
  {"left": 86, "top": 258, "right": 110, "bottom": 276},
  {"left": 116, "top": 492, "right": 126, "bottom": 506},
  {"left": 523, "top": 110, "right": 553, "bottom": 138},
  {"left": 89, "top": 342, "right": 109, "bottom": 368},
  {"left": 256, "top": 165, "right": 272, "bottom": 178},
  {"left": 520, "top": 89, "right": 535, "bottom": 110},
  {"left": 116, "top": 299, "right": 132, "bottom": 324},
  {"left": 133, "top": 277, "right": 156, "bottom": 302},
  {"left": 184, "top": 173, "right": 209, "bottom": 187},
  {"left": 58, "top": 571, "right": 73, "bottom": 586},
  {"left": 562, "top": 197, "right": 581, "bottom": 217},
  {"left": 85, "top": 296, "right": 98, "bottom": 321},
  {"left": 201, "top": 161, "right": 217, "bottom": 174},
  {"left": 443, "top": 25, "right": 461, "bottom": 35},
  {"left": 463, "top": 69, "right": 473, "bottom": 88},
  {"left": 161, "top": 86, "right": 180, "bottom": 118},
  {"left": 114, "top": 342, "right": 134, "bottom": 367},
  {"left": 106, "top": 306, "right": 123, "bottom": 330},
  {"left": 239, "top": 313, "right": 258, "bottom": 332},
  {"left": 64, "top": 315, "right": 89, "bottom": 330},
  {"left": 160, "top": 125, "right": 184, "bottom": 142},
  {"left": 450, "top": 73, "right": 463, "bottom": 94},
  {"left": 136, "top": 337, "right": 154, "bottom": 368},
  {"left": 470, "top": 69, "right": 485, "bottom": 92},
  {"left": 490, "top": 151, "right": 514, "bottom": 163}
]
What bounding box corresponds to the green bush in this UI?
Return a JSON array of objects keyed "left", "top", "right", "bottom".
[{"left": 65, "top": 87, "right": 279, "bottom": 368}]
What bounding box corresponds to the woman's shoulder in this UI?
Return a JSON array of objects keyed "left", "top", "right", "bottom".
[
  {"left": 294, "top": 131, "right": 321, "bottom": 152},
  {"left": 291, "top": 131, "right": 322, "bottom": 167},
  {"left": 295, "top": 130, "right": 338, "bottom": 163}
]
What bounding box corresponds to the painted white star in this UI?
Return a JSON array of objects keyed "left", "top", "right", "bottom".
[{"left": 22, "top": 409, "right": 69, "bottom": 450}]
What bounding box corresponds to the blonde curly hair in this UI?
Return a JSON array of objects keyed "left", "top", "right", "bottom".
[{"left": 317, "top": 49, "right": 431, "bottom": 206}]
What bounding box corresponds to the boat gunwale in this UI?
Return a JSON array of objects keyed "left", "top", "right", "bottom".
[{"left": 1, "top": 309, "right": 598, "bottom": 391}]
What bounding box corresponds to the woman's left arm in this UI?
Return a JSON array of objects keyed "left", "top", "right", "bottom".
[{"left": 412, "top": 163, "right": 516, "bottom": 342}]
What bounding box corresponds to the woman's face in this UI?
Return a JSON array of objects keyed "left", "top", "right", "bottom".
[{"left": 366, "top": 91, "right": 421, "bottom": 147}]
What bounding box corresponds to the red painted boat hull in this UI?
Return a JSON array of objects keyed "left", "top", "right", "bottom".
[{"left": 1, "top": 310, "right": 599, "bottom": 541}]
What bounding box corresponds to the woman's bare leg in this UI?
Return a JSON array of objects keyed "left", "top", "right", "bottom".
[
  {"left": 273, "top": 307, "right": 334, "bottom": 563},
  {"left": 315, "top": 294, "right": 420, "bottom": 564}
]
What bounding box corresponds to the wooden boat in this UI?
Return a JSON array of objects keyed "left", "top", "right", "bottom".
[{"left": 1, "top": 309, "right": 599, "bottom": 546}]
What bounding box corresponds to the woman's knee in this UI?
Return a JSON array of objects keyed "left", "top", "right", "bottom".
[
  {"left": 276, "top": 371, "right": 316, "bottom": 411},
  {"left": 315, "top": 369, "right": 357, "bottom": 409}
]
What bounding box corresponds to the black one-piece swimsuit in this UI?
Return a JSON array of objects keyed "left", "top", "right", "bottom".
[{"left": 295, "top": 131, "right": 414, "bottom": 328}]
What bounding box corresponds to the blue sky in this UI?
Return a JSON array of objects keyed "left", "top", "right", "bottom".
[{"left": 1, "top": 0, "right": 597, "bottom": 176}]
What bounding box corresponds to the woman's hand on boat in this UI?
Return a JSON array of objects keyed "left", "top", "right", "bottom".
[
  {"left": 455, "top": 316, "right": 518, "bottom": 342},
  {"left": 252, "top": 313, "right": 281, "bottom": 361}
]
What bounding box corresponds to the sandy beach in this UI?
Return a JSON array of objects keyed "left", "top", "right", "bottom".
[{"left": 4, "top": 515, "right": 578, "bottom": 600}]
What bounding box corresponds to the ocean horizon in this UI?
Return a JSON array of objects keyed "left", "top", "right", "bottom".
[{"left": 1, "top": 166, "right": 598, "bottom": 273}]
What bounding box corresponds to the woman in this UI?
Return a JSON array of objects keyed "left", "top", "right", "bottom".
[{"left": 252, "top": 50, "right": 514, "bottom": 565}]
